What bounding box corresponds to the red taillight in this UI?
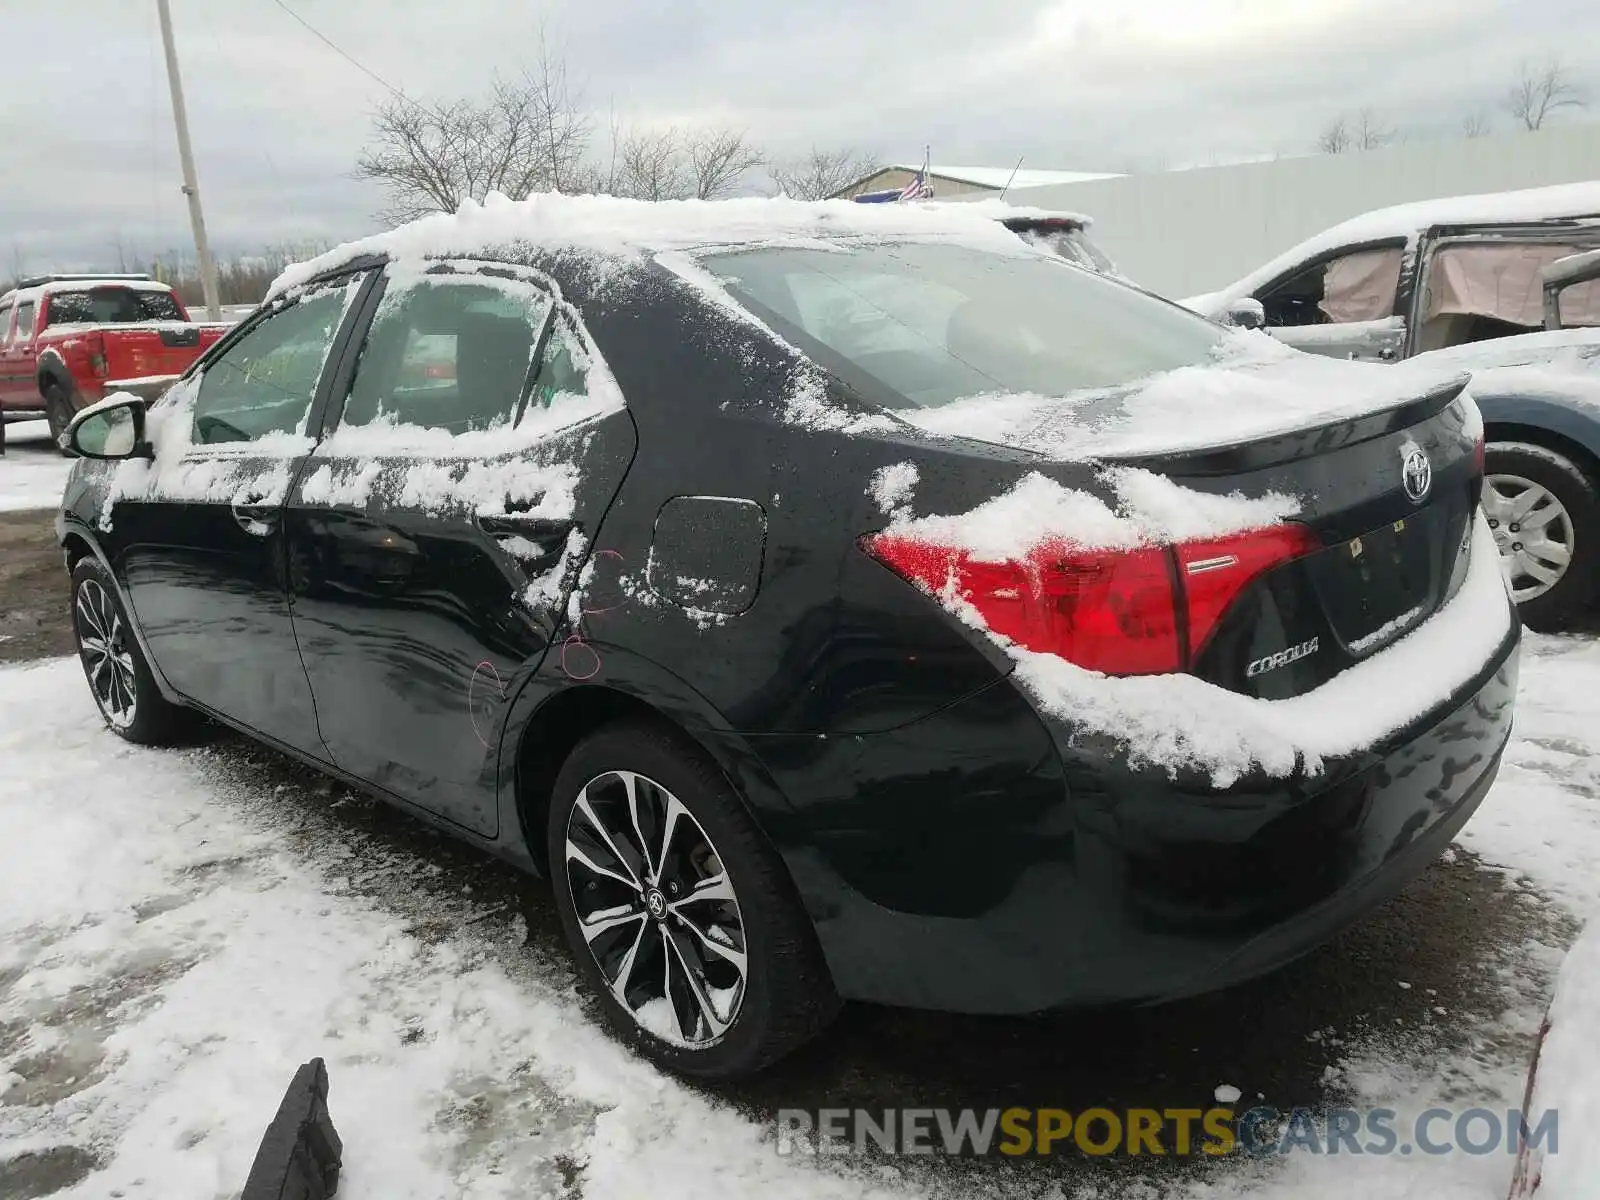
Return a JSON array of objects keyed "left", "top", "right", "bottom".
[
  {"left": 1176, "top": 525, "right": 1320, "bottom": 660},
  {"left": 864, "top": 524, "right": 1319, "bottom": 676}
]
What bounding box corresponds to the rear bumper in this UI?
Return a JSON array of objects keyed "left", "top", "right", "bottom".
[{"left": 774, "top": 620, "right": 1520, "bottom": 1014}]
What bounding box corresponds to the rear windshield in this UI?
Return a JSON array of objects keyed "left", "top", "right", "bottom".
[
  {"left": 703, "top": 242, "right": 1223, "bottom": 409},
  {"left": 44, "top": 287, "right": 184, "bottom": 327}
]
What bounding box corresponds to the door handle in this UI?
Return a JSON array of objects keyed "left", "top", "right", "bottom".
[
  {"left": 232, "top": 499, "right": 279, "bottom": 537},
  {"left": 474, "top": 513, "right": 573, "bottom": 539}
]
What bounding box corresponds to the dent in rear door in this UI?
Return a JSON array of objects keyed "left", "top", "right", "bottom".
[{"left": 285, "top": 263, "right": 635, "bottom": 836}]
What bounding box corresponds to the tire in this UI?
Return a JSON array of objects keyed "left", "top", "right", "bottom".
[
  {"left": 547, "top": 720, "right": 838, "bottom": 1079},
  {"left": 43, "top": 379, "right": 78, "bottom": 452},
  {"left": 1484, "top": 441, "right": 1600, "bottom": 632},
  {"left": 69, "top": 557, "right": 196, "bottom": 745}
]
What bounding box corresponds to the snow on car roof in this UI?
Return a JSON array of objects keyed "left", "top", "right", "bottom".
[
  {"left": 268, "top": 193, "right": 1038, "bottom": 299},
  {"left": 1198, "top": 179, "right": 1600, "bottom": 306},
  {"left": 1, "top": 277, "right": 177, "bottom": 306}
]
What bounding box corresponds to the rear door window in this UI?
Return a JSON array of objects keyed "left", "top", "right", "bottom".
[
  {"left": 337, "top": 269, "right": 557, "bottom": 435},
  {"left": 44, "top": 288, "right": 184, "bottom": 327},
  {"left": 12, "top": 301, "right": 35, "bottom": 343}
]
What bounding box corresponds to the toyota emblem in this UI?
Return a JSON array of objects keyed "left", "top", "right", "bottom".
[{"left": 1401, "top": 448, "right": 1432, "bottom": 504}]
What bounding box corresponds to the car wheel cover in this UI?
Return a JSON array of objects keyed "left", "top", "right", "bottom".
[
  {"left": 563, "top": 769, "right": 747, "bottom": 1047},
  {"left": 1484, "top": 473, "right": 1576, "bottom": 603},
  {"left": 75, "top": 578, "right": 138, "bottom": 729}
]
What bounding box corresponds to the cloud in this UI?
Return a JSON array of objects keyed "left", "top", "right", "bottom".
[{"left": 3, "top": 0, "right": 1595, "bottom": 274}]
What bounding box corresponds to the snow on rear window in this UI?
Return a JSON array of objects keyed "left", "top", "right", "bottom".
[{"left": 701, "top": 241, "right": 1225, "bottom": 411}]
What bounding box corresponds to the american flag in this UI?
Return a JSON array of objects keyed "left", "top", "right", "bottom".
[{"left": 897, "top": 164, "right": 934, "bottom": 201}]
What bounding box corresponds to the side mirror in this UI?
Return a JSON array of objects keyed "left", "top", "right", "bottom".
[
  {"left": 64, "top": 394, "right": 153, "bottom": 461},
  {"left": 1226, "top": 298, "right": 1266, "bottom": 330}
]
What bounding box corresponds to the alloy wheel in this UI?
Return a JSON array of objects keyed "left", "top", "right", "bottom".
[
  {"left": 75, "top": 578, "right": 138, "bottom": 729},
  {"left": 1484, "top": 473, "right": 1575, "bottom": 603},
  {"left": 563, "top": 770, "right": 747, "bottom": 1046}
]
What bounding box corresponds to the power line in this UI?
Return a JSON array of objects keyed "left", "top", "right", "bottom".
[{"left": 266, "top": 0, "right": 414, "bottom": 106}]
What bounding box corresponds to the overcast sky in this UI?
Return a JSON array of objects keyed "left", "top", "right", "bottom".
[{"left": 5, "top": 0, "right": 1598, "bottom": 274}]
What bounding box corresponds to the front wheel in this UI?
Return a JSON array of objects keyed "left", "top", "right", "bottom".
[
  {"left": 547, "top": 721, "right": 838, "bottom": 1079},
  {"left": 70, "top": 558, "right": 196, "bottom": 744},
  {"left": 1484, "top": 442, "right": 1600, "bottom": 632}
]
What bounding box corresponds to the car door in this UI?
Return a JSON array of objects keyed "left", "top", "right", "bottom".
[
  {"left": 1256, "top": 241, "right": 1408, "bottom": 362},
  {"left": 1, "top": 299, "right": 37, "bottom": 409},
  {"left": 106, "top": 271, "right": 374, "bottom": 757},
  {"left": 283, "top": 261, "right": 636, "bottom": 835},
  {"left": 0, "top": 301, "right": 17, "bottom": 411}
]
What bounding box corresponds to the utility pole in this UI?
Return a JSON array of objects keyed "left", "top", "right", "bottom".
[{"left": 156, "top": 0, "right": 221, "bottom": 320}]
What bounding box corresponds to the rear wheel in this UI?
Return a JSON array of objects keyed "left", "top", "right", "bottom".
[
  {"left": 70, "top": 558, "right": 195, "bottom": 744},
  {"left": 1484, "top": 441, "right": 1600, "bottom": 631},
  {"left": 547, "top": 721, "right": 838, "bottom": 1079},
  {"left": 43, "top": 380, "right": 78, "bottom": 452}
]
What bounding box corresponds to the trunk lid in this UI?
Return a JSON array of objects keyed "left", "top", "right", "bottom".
[{"left": 896, "top": 356, "right": 1483, "bottom": 702}]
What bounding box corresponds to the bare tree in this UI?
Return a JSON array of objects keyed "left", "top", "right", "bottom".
[
  {"left": 616, "top": 126, "right": 692, "bottom": 201},
  {"left": 355, "top": 57, "right": 591, "bottom": 222},
  {"left": 1316, "top": 116, "right": 1351, "bottom": 155},
  {"left": 686, "top": 128, "right": 764, "bottom": 200},
  {"left": 1463, "top": 111, "right": 1493, "bottom": 138},
  {"left": 1353, "top": 107, "right": 1395, "bottom": 150},
  {"left": 770, "top": 147, "right": 879, "bottom": 199},
  {"left": 523, "top": 35, "right": 591, "bottom": 193},
  {"left": 1316, "top": 108, "right": 1395, "bottom": 154},
  {"left": 1505, "top": 59, "right": 1586, "bottom": 130}
]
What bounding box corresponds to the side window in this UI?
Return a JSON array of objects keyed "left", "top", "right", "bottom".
[
  {"left": 339, "top": 272, "right": 553, "bottom": 435},
  {"left": 12, "top": 301, "right": 35, "bottom": 343},
  {"left": 190, "top": 282, "right": 356, "bottom": 446},
  {"left": 0, "top": 304, "right": 12, "bottom": 343},
  {"left": 526, "top": 318, "right": 592, "bottom": 413},
  {"left": 1259, "top": 246, "right": 1402, "bottom": 328}
]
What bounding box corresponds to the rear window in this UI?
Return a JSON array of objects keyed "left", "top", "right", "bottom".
[
  {"left": 703, "top": 242, "right": 1223, "bottom": 409},
  {"left": 44, "top": 287, "right": 183, "bottom": 327}
]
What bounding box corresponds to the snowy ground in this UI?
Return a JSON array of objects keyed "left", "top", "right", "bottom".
[
  {"left": 1, "top": 422, "right": 72, "bottom": 514},
  {"left": 2, "top": 633, "right": 1598, "bottom": 1198}
]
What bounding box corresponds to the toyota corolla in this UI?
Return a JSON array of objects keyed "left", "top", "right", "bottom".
[{"left": 55, "top": 195, "right": 1518, "bottom": 1080}]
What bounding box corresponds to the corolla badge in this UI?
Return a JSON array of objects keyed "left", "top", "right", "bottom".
[{"left": 1401, "top": 446, "right": 1432, "bottom": 504}]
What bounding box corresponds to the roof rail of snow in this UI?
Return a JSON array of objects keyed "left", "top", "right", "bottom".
[
  {"left": 1, "top": 276, "right": 176, "bottom": 302},
  {"left": 267, "top": 192, "right": 1039, "bottom": 300},
  {"left": 1202, "top": 179, "right": 1600, "bottom": 305}
]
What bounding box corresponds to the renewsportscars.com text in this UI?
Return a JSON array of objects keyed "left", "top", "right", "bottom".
[{"left": 774, "top": 1106, "right": 1558, "bottom": 1158}]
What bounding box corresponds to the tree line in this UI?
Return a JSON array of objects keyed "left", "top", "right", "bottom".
[
  {"left": 353, "top": 37, "right": 876, "bottom": 222},
  {"left": 1316, "top": 58, "right": 1588, "bottom": 153}
]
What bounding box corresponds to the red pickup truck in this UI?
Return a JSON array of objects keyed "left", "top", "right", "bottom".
[{"left": 0, "top": 274, "right": 229, "bottom": 449}]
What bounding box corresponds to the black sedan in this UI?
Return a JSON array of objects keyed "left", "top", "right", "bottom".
[{"left": 55, "top": 198, "right": 1518, "bottom": 1080}]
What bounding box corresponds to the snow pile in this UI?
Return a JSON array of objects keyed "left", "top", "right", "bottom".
[
  {"left": 867, "top": 462, "right": 919, "bottom": 516},
  {"left": 0, "top": 421, "right": 74, "bottom": 512},
  {"left": 901, "top": 332, "right": 1474, "bottom": 461},
  {"left": 1412, "top": 327, "right": 1600, "bottom": 373},
  {"left": 872, "top": 466, "right": 1298, "bottom": 562},
  {"left": 1519, "top": 916, "right": 1600, "bottom": 1198},
  {"left": 0, "top": 660, "right": 918, "bottom": 1200},
  {"left": 269, "top": 192, "right": 1033, "bottom": 300}
]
